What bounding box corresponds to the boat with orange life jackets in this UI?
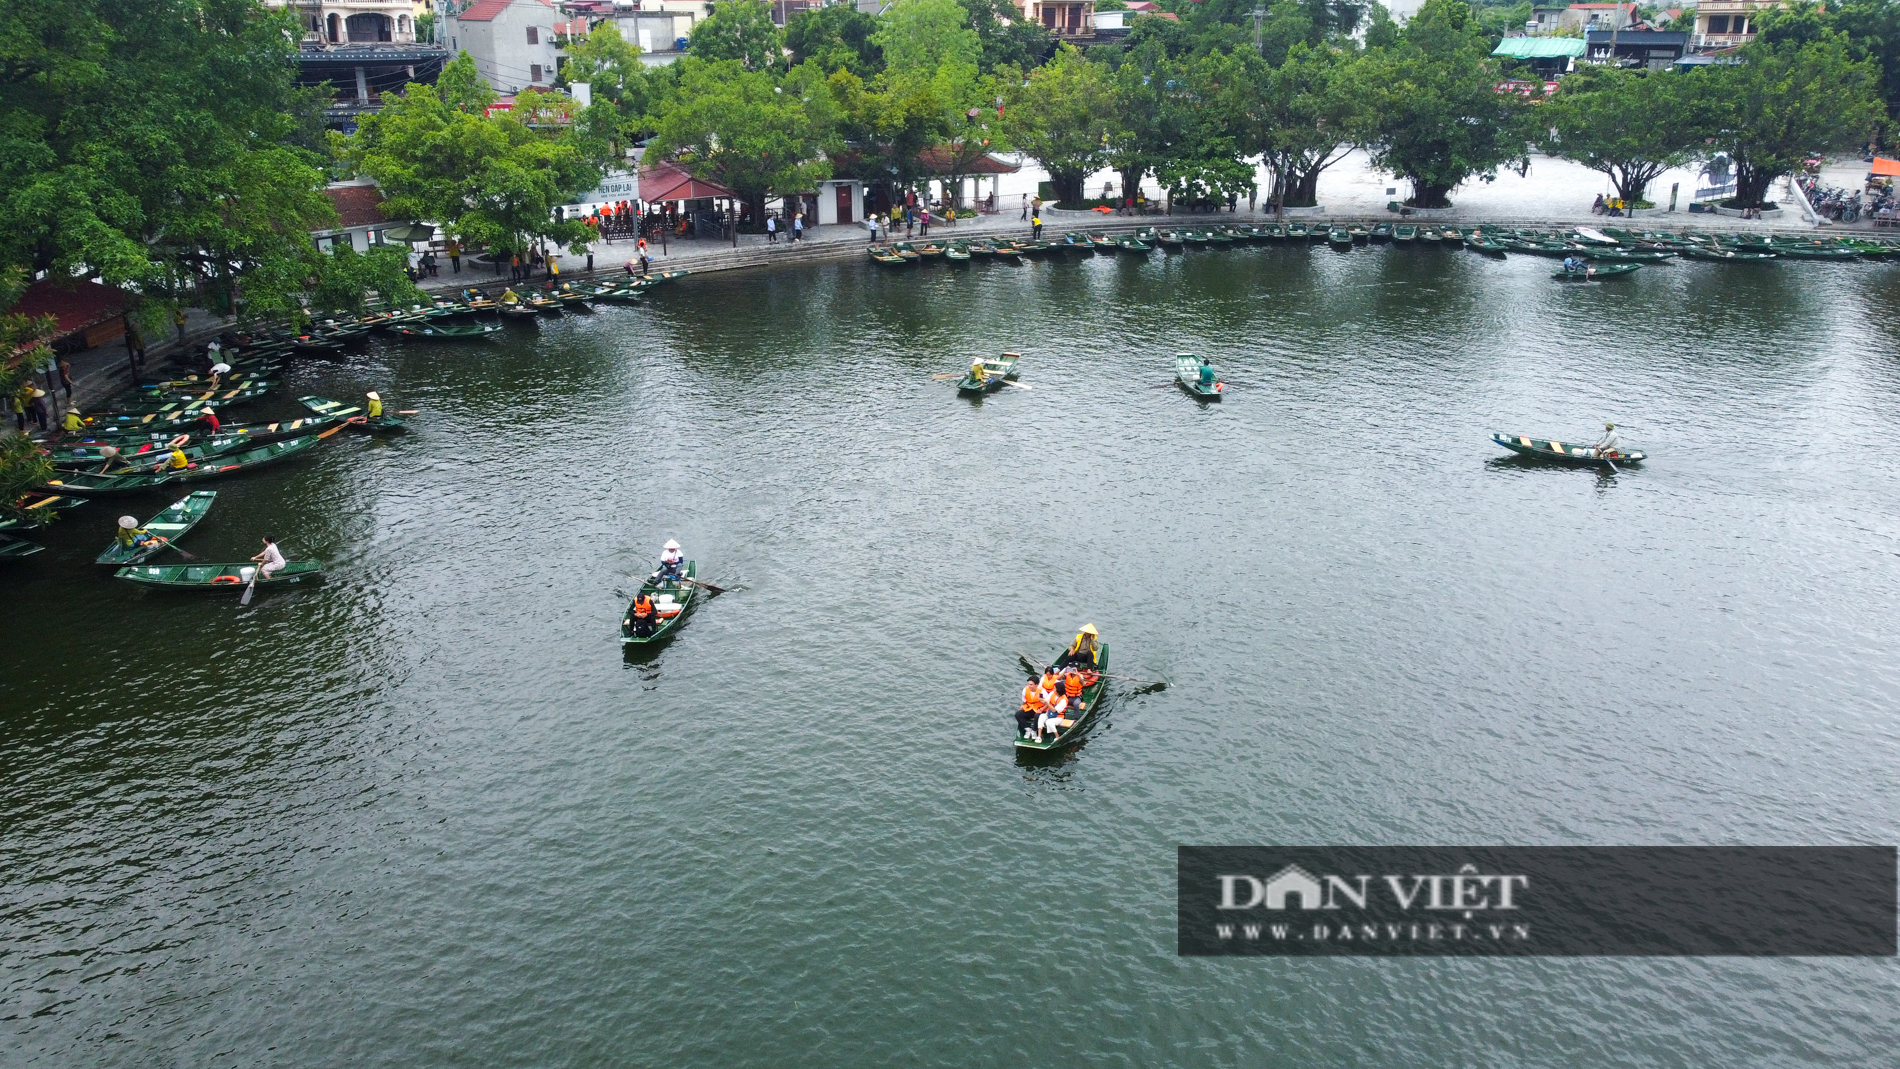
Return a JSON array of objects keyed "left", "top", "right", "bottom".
[
  {"left": 621, "top": 558, "right": 697, "bottom": 645},
  {"left": 1015, "top": 625, "right": 1109, "bottom": 752}
]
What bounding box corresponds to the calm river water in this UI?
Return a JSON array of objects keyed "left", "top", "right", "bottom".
[{"left": 5, "top": 242, "right": 1899, "bottom": 1066}]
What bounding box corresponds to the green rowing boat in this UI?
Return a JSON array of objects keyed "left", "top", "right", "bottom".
[
  {"left": 171, "top": 434, "right": 325, "bottom": 482},
  {"left": 298, "top": 395, "right": 405, "bottom": 434},
  {"left": 1015, "top": 640, "right": 1110, "bottom": 752},
  {"left": 957, "top": 352, "right": 1020, "bottom": 396},
  {"left": 1174, "top": 354, "right": 1223, "bottom": 401},
  {"left": 40, "top": 469, "right": 177, "bottom": 497},
  {"left": 0, "top": 534, "right": 43, "bottom": 560},
  {"left": 1492, "top": 432, "right": 1644, "bottom": 466},
  {"left": 95, "top": 490, "right": 217, "bottom": 565},
  {"left": 1553, "top": 263, "right": 1642, "bottom": 281},
  {"left": 115, "top": 559, "right": 324, "bottom": 591},
  {"left": 620, "top": 560, "right": 698, "bottom": 645},
  {"left": 390, "top": 322, "right": 504, "bottom": 339},
  {"left": 0, "top": 494, "right": 81, "bottom": 532}
]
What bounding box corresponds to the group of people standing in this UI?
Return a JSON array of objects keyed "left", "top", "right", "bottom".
[
  {"left": 764, "top": 212, "right": 805, "bottom": 243},
  {"left": 10, "top": 357, "right": 75, "bottom": 431}
]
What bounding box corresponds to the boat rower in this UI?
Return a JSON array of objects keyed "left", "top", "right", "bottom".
[
  {"left": 196, "top": 405, "right": 220, "bottom": 433},
  {"left": 969, "top": 359, "right": 988, "bottom": 386},
  {"left": 500, "top": 287, "right": 520, "bottom": 304},
  {"left": 1198, "top": 358, "right": 1216, "bottom": 389},
  {"left": 365, "top": 392, "right": 383, "bottom": 419},
  {"left": 1595, "top": 422, "right": 1621, "bottom": 459},
  {"left": 657, "top": 539, "right": 684, "bottom": 583},
  {"left": 251, "top": 535, "right": 285, "bottom": 580},
  {"left": 116, "top": 515, "right": 162, "bottom": 550},
  {"left": 160, "top": 445, "right": 191, "bottom": 471},
  {"left": 628, "top": 593, "right": 658, "bottom": 637},
  {"left": 61, "top": 407, "right": 84, "bottom": 433},
  {"left": 1055, "top": 623, "right": 1101, "bottom": 670}
]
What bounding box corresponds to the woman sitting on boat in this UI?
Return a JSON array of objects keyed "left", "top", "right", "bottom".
[
  {"left": 1036, "top": 692, "right": 1072, "bottom": 742},
  {"left": 500, "top": 287, "right": 520, "bottom": 305},
  {"left": 969, "top": 359, "right": 988, "bottom": 387},
  {"left": 117, "top": 516, "right": 162, "bottom": 550},
  {"left": 658, "top": 539, "right": 684, "bottom": 583},
  {"left": 1061, "top": 667, "right": 1086, "bottom": 713},
  {"left": 1017, "top": 679, "right": 1045, "bottom": 738},
  {"left": 1055, "top": 624, "right": 1101, "bottom": 670}
]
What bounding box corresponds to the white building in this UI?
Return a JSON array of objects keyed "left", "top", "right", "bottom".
[
  {"left": 450, "top": 0, "right": 562, "bottom": 92},
  {"left": 273, "top": 0, "right": 421, "bottom": 45}
]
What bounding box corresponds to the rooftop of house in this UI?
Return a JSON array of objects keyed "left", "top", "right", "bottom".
[
  {"left": 456, "top": 0, "right": 555, "bottom": 23},
  {"left": 325, "top": 184, "right": 390, "bottom": 229}
]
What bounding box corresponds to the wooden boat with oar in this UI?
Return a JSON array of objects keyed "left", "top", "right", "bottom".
[
  {"left": 1086, "top": 232, "right": 1119, "bottom": 252},
  {"left": 498, "top": 299, "right": 542, "bottom": 319},
  {"left": 1174, "top": 354, "right": 1223, "bottom": 401},
  {"left": 0, "top": 494, "right": 82, "bottom": 533},
  {"left": 1463, "top": 231, "right": 1509, "bottom": 257},
  {"left": 1371, "top": 222, "right": 1394, "bottom": 242},
  {"left": 944, "top": 243, "right": 972, "bottom": 264},
  {"left": 641, "top": 270, "right": 692, "bottom": 285},
  {"left": 869, "top": 246, "right": 910, "bottom": 266},
  {"left": 957, "top": 352, "right": 1021, "bottom": 396},
  {"left": 1285, "top": 222, "right": 1311, "bottom": 241},
  {"left": 390, "top": 321, "right": 505, "bottom": 340},
  {"left": 70, "top": 414, "right": 339, "bottom": 447},
  {"left": 115, "top": 559, "right": 323, "bottom": 592},
  {"left": 1553, "top": 262, "right": 1642, "bottom": 281},
  {"left": 460, "top": 288, "right": 500, "bottom": 313},
  {"left": 102, "top": 383, "right": 272, "bottom": 415},
  {"left": 170, "top": 433, "right": 327, "bottom": 482},
  {"left": 549, "top": 282, "right": 593, "bottom": 307},
  {"left": 1015, "top": 639, "right": 1110, "bottom": 753},
  {"left": 1770, "top": 243, "right": 1859, "bottom": 261},
  {"left": 1156, "top": 229, "right": 1188, "bottom": 248},
  {"left": 298, "top": 395, "right": 405, "bottom": 434},
  {"left": 1327, "top": 226, "right": 1354, "bottom": 249},
  {"left": 620, "top": 560, "right": 698, "bottom": 645},
  {"left": 991, "top": 240, "right": 1025, "bottom": 261},
  {"left": 1394, "top": 223, "right": 1418, "bottom": 243},
  {"left": 39, "top": 468, "right": 178, "bottom": 497},
  {"left": 1491, "top": 432, "right": 1643, "bottom": 466},
  {"left": 888, "top": 242, "right": 924, "bottom": 262},
  {"left": 47, "top": 434, "right": 251, "bottom": 470},
  {"left": 1585, "top": 247, "right": 1672, "bottom": 263},
  {"left": 95, "top": 490, "right": 217, "bottom": 565},
  {"left": 1116, "top": 235, "right": 1153, "bottom": 253}
]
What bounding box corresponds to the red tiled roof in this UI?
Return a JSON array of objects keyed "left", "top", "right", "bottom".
[
  {"left": 9, "top": 278, "right": 127, "bottom": 342},
  {"left": 916, "top": 147, "right": 1022, "bottom": 176},
  {"left": 638, "top": 160, "right": 736, "bottom": 202},
  {"left": 456, "top": 0, "right": 553, "bottom": 23},
  {"left": 325, "top": 185, "right": 389, "bottom": 229}
]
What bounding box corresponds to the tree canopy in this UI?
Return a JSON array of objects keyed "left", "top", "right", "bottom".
[
  {"left": 642, "top": 58, "right": 839, "bottom": 223},
  {"left": 1539, "top": 66, "right": 1706, "bottom": 206}
]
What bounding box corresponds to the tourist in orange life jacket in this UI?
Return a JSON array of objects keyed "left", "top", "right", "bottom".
[
  {"left": 1016, "top": 679, "right": 1044, "bottom": 738},
  {"left": 628, "top": 593, "right": 657, "bottom": 637},
  {"left": 1036, "top": 692, "right": 1070, "bottom": 742},
  {"left": 1062, "top": 667, "right": 1085, "bottom": 713}
]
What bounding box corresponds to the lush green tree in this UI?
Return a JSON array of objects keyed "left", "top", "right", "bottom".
[
  {"left": 0, "top": 0, "right": 339, "bottom": 322},
  {"left": 1353, "top": 0, "right": 1531, "bottom": 208},
  {"left": 343, "top": 61, "right": 601, "bottom": 257},
  {"left": 1540, "top": 67, "right": 1706, "bottom": 205},
  {"left": 786, "top": 2, "right": 883, "bottom": 77},
  {"left": 643, "top": 58, "right": 838, "bottom": 226},
  {"left": 1759, "top": 0, "right": 1900, "bottom": 122},
  {"left": 1698, "top": 36, "right": 1885, "bottom": 207},
  {"left": 959, "top": 0, "right": 1053, "bottom": 73},
  {"left": 0, "top": 269, "right": 56, "bottom": 523},
  {"left": 1006, "top": 46, "right": 1118, "bottom": 204},
  {"left": 306, "top": 244, "right": 423, "bottom": 317},
  {"left": 1221, "top": 43, "right": 1370, "bottom": 210},
  {"left": 688, "top": 0, "right": 786, "bottom": 73},
  {"left": 559, "top": 22, "right": 654, "bottom": 155},
  {"left": 830, "top": 0, "right": 988, "bottom": 200}
]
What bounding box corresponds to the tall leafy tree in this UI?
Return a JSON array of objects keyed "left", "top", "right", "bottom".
[
  {"left": 786, "top": 2, "right": 884, "bottom": 77},
  {"left": 1006, "top": 46, "right": 1117, "bottom": 204},
  {"left": 1221, "top": 43, "right": 1370, "bottom": 210},
  {"left": 1698, "top": 36, "right": 1885, "bottom": 208},
  {"left": 687, "top": 0, "right": 786, "bottom": 73},
  {"left": 833, "top": 0, "right": 987, "bottom": 199},
  {"left": 958, "top": 0, "right": 1053, "bottom": 73},
  {"left": 643, "top": 58, "right": 838, "bottom": 225},
  {"left": 0, "top": 269, "right": 55, "bottom": 524},
  {"left": 0, "top": 0, "right": 338, "bottom": 321},
  {"left": 559, "top": 22, "right": 654, "bottom": 156},
  {"left": 1353, "top": 0, "right": 1531, "bottom": 208},
  {"left": 343, "top": 57, "right": 601, "bottom": 257},
  {"left": 1539, "top": 67, "right": 1705, "bottom": 206}
]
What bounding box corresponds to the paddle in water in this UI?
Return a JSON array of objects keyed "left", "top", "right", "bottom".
[
  {"left": 239, "top": 567, "right": 258, "bottom": 605},
  {"left": 625, "top": 572, "right": 727, "bottom": 596}
]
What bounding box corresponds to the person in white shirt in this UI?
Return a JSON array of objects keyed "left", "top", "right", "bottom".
[
  {"left": 1595, "top": 422, "right": 1621, "bottom": 458},
  {"left": 251, "top": 535, "right": 286, "bottom": 580},
  {"left": 658, "top": 538, "right": 684, "bottom": 583}
]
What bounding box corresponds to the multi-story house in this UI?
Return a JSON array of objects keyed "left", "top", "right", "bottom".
[
  {"left": 265, "top": 1, "right": 448, "bottom": 126},
  {"left": 1694, "top": 0, "right": 1781, "bottom": 49},
  {"left": 449, "top": 0, "right": 563, "bottom": 91},
  {"left": 1014, "top": 0, "right": 1094, "bottom": 39}
]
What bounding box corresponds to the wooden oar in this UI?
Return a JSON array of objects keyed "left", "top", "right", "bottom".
[
  {"left": 394, "top": 409, "right": 419, "bottom": 415},
  {"left": 1600, "top": 452, "right": 1620, "bottom": 474},
  {"left": 931, "top": 373, "right": 962, "bottom": 380},
  {"left": 1016, "top": 651, "right": 1164, "bottom": 687},
  {"left": 239, "top": 564, "right": 258, "bottom": 605},
  {"left": 160, "top": 539, "right": 206, "bottom": 562},
  {"left": 680, "top": 576, "right": 727, "bottom": 596},
  {"left": 998, "top": 380, "right": 1033, "bottom": 391}
]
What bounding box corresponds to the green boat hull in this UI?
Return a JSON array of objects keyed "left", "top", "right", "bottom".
[
  {"left": 1015, "top": 641, "right": 1110, "bottom": 752},
  {"left": 1492, "top": 432, "right": 1644, "bottom": 466},
  {"left": 957, "top": 354, "right": 1020, "bottom": 396},
  {"left": 0, "top": 535, "right": 44, "bottom": 560},
  {"left": 171, "top": 434, "right": 323, "bottom": 482},
  {"left": 1174, "top": 354, "right": 1223, "bottom": 400},
  {"left": 95, "top": 490, "right": 217, "bottom": 565},
  {"left": 621, "top": 560, "right": 698, "bottom": 644},
  {"left": 115, "top": 559, "right": 324, "bottom": 590}
]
